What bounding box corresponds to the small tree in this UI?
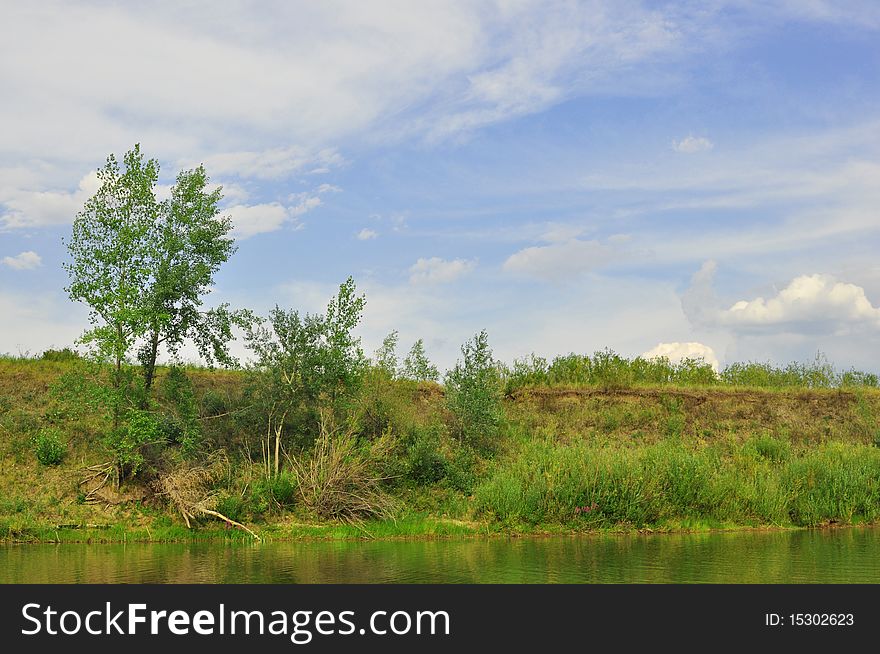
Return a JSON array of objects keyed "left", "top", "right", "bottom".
[
  {"left": 401, "top": 338, "right": 439, "bottom": 382},
  {"left": 445, "top": 330, "right": 503, "bottom": 451},
  {"left": 374, "top": 331, "right": 399, "bottom": 378},
  {"left": 245, "top": 277, "right": 368, "bottom": 477}
]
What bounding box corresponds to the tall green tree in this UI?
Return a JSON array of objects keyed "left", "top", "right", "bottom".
[
  {"left": 138, "top": 164, "right": 250, "bottom": 395},
  {"left": 65, "top": 145, "right": 249, "bottom": 467},
  {"left": 64, "top": 145, "right": 159, "bottom": 427}
]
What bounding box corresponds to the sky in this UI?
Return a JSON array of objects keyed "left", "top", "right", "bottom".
[{"left": 1, "top": 0, "right": 880, "bottom": 373}]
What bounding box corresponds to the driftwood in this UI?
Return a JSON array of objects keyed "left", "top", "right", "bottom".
[
  {"left": 79, "top": 461, "right": 115, "bottom": 504},
  {"left": 154, "top": 453, "right": 261, "bottom": 541}
]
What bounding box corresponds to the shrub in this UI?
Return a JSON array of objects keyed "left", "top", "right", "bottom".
[
  {"left": 407, "top": 425, "right": 447, "bottom": 484},
  {"left": 108, "top": 410, "right": 166, "bottom": 478},
  {"left": 748, "top": 434, "right": 791, "bottom": 462},
  {"left": 252, "top": 473, "right": 297, "bottom": 511},
  {"left": 161, "top": 367, "right": 201, "bottom": 455},
  {"left": 200, "top": 389, "right": 228, "bottom": 417},
  {"left": 40, "top": 347, "right": 81, "bottom": 362},
  {"left": 33, "top": 429, "right": 66, "bottom": 465},
  {"left": 286, "top": 419, "right": 396, "bottom": 522},
  {"left": 215, "top": 494, "right": 246, "bottom": 522},
  {"left": 444, "top": 442, "right": 478, "bottom": 493},
  {"left": 445, "top": 330, "right": 503, "bottom": 452}
]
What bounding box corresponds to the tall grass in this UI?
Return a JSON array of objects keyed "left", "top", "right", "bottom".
[{"left": 474, "top": 438, "right": 880, "bottom": 529}]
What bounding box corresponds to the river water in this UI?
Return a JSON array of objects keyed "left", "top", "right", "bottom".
[{"left": 3, "top": 527, "right": 879, "bottom": 583}]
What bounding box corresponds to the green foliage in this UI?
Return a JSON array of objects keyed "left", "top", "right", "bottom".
[
  {"left": 200, "top": 389, "right": 228, "bottom": 417},
  {"left": 501, "top": 348, "right": 878, "bottom": 392},
  {"left": 401, "top": 339, "right": 439, "bottom": 382},
  {"left": 445, "top": 330, "right": 503, "bottom": 452},
  {"left": 160, "top": 367, "right": 201, "bottom": 455},
  {"left": 503, "top": 349, "right": 718, "bottom": 392},
  {"left": 407, "top": 425, "right": 448, "bottom": 484},
  {"left": 252, "top": 473, "right": 298, "bottom": 513},
  {"left": 374, "top": 331, "right": 399, "bottom": 378},
  {"left": 215, "top": 494, "right": 246, "bottom": 522},
  {"left": 40, "top": 348, "right": 81, "bottom": 362},
  {"left": 747, "top": 434, "right": 791, "bottom": 463},
  {"left": 33, "top": 428, "right": 66, "bottom": 466},
  {"left": 108, "top": 409, "right": 166, "bottom": 478},
  {"left": 64, "top": 145, "right": 159, "bottom": 374},
  {"left": 720, "top": 353, "right": 851, "bottom": 388},
  {"left": 474, "top": 438, "right": 880, "bottom": 528},
  {"left": 245, "top": 277, "right": 368, "bottom": 448},
  {"left": 64, "top": 144, "right": 250, "bottom": 419}
]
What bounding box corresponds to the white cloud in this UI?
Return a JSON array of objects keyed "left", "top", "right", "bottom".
[
  {"left": 642, "top": 341, "right": 719, "bottom": 371},
  {"left": 314, "top": 183, "right": 341, "bottom": 194},
  {"left": 2, "top": 250, "right": 42, "bottom": 270},
  {"left": 672, "top": 135, "right": 713, "bottom": 153},
  {"left": 197, "top": 147, "right": 344, "bottom": 181},
  {"left": 357, "top": 228, "right": 378, "bottom": 241},
  {"left": 409, "top": 257, "right": 476, "bottom": 284},
  {"left": 288, "top": 194, "right": 322, "bottom": 217},
  {"left": 1, "top": 171, "right": 99, "bottom": 228},
  {"left": 502, "top": 239, "right": 619, "bottom": 281},
  {"left": 682, "top": 263, "right": 880, "bottom": 335},
  {"left": 723, "top": 275, "right": 880, "bottom": 331},
  {"left": 226, "top": 202, "right": 304, "bottom": 239},
  {"left": 225, "top": 184, "right": 332, "bottom": 238}
]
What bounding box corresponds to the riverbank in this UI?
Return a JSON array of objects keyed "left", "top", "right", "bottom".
[{"left": 2, "top": 357, "right": 880, "bottom": 544}]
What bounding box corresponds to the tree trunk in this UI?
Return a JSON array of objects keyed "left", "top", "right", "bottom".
[
  {"left": 141, "top": 329, "right": 160, "bottom": 406},
  {"left": 114, "top": 323, "right": 123, "bottom": 432}
]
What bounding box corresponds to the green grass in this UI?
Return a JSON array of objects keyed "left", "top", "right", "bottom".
[{"left": 474, "top": 438, "right": 880, "bottom": 530}]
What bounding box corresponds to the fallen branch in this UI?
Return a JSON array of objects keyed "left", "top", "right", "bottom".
[{"left": 154, "top": 452, "right": 261, "bottom": 542}]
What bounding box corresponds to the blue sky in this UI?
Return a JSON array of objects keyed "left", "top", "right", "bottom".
[{"left": 2, "top": 1, "right": 880, "bottom": 372}]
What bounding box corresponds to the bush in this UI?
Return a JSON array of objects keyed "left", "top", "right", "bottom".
[
  {"left": 252, "top": 473, "right": 297, "bottom": 512},
  {"left": 286, "top": 419, "right": 396, "bottom": 522},
  {"left": 108, "top": 410, "right": 166, "bottom": 478},
  {"left": 161, "top": 367, "right": 201, "bottom": 455},
  {"left": 200, "top": 389, "right": 228, "bottom": 417},
  {"left": 748, "top": 434, "right": 791, "bottom": 463},
  {"left": 40, "top": 347, "right": 81, "bottom": 362},
  {"left": 407, "top": 426, "right": 447, "bottom": 484},
  {"left": 215, "top": 494, "right": 246, "bottom": 522},
  {"left": 33, "top": 429, "right": 66, "bottom": 465},
  {"left": 445, "top": 331, "right": 503, "bottom": 452},
  {"left": 444, "top": 443, "right": 478, "bottom": 493}
]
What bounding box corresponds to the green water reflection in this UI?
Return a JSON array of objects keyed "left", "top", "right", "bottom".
[{"left": 3, "top": 528, "right": 879, "bottom": 583}]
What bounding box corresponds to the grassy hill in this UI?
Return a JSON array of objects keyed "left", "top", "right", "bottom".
[{"left": 2, "top": 356, "right": 879, "bottom": 542}]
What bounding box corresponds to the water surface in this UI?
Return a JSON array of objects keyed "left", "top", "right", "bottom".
[{"left": 3, "top": 528, "right": 879, "bottom": 583}]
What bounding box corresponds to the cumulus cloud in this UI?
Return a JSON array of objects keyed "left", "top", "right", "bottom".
[
  {"left": 2, "top": 250, "right": 42, "bottom": 270},
  {"left": 672, "top": 135, "right": 713, "bottom": 153},
  {"left": 722, "top": 275, "right": 880, "bottom": 332},
  {"left": 682, "top": 262, "right": 880, "bottom": 335},
  {"left": 409, "top": 257, "right": 476, "bottom": 284},
  {"left": 681, "top": 260, "right": 719, "bottom": 327},
  {"left": 642, "top": 341, "right": 719, "bottom": 371},
  {"left": 357, "top": 228, "right": 378, "bottom": 241},
  {"left": 502, "top": 238, "right": 618, "bottom": 281}
]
